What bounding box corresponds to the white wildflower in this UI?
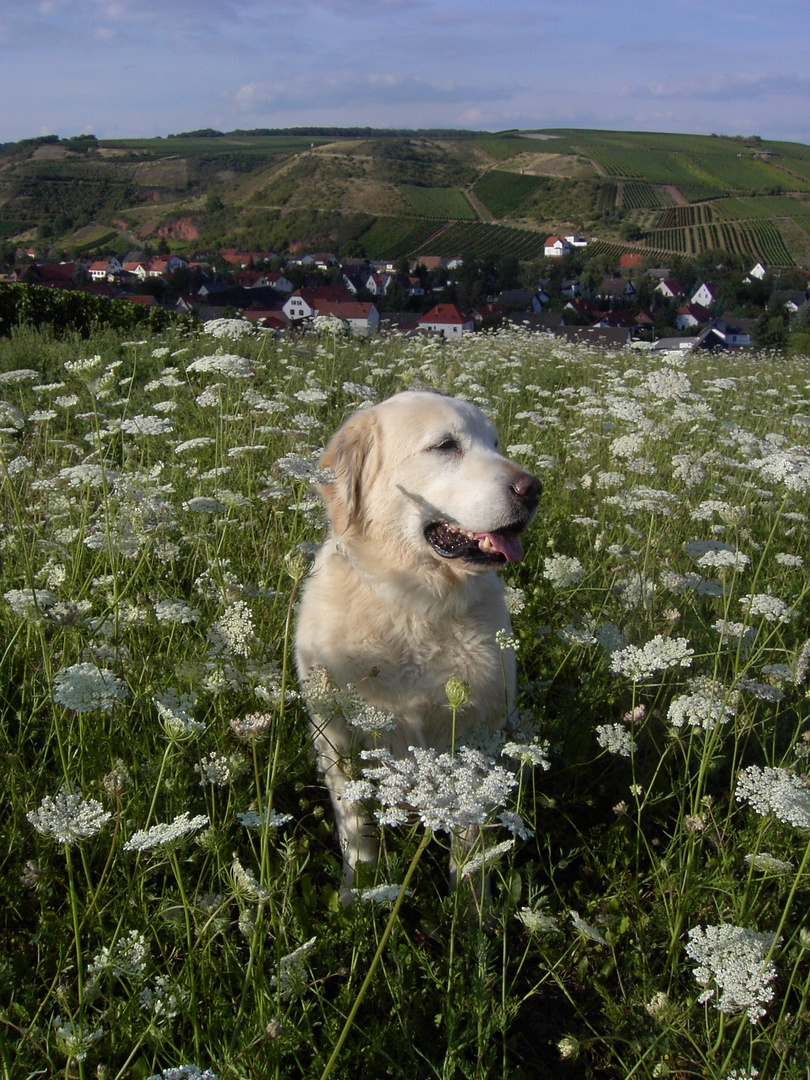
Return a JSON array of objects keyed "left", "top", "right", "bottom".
[
  {"left": 207, "top": 599, "right": 255, "bottom": 657},
  {"left": 139, "top": 974, "right": 189, "bottom": 1019},
  {"left": 201, "top": 318, "right": 253, "bottom": 340},
  {"left": 53, "top": 662, "right": 127, "bottom": 712},
  {"left": 175, "top": 437, "right": 216, "bottom": 455},
  {"left": 357, "top": 745, "right": 516, "bottom": 835},
  {"left": 27, "top": 786, "right": 111, "bottom": 844},
  {"left": 194, "top": 752, "right": 234, "bottom": 787},
  {"left": 236, "top": 807, "right": 292, "bottom": 829},
  {"left": 596, "top": 723, "right": 636, "bottom": 757},
  {"left": 740, "top": 593, "right": 795, "bottom": 623},
  {"left": 154, "top": 689, "right": 205, "bottom": 737},
  {"left": 543, "top": 554, "right": 583, "bottom": 589},
  {"left": 154, "top": 598, "right": 200, "bottom": 624},
  {"left": 516, "top": 906, "right": 560, "bottom": 933},
  {"left": 119, "top": 415, "right": 174, "bottom": 436},
  {"left": 744, "top": 852, "right": 794, "bottom": 874},
  {"left": 775, "top": 552, "right": 803, "bottom": 568},
  {"left": 87, "top": 929, "right": 149, "bottom": 980},
  {"left": 736, "top": 765, "right": 810, "bottom": 828},
  {"left": 270, "top": 937, "right": 316, "bottom": 1001},
  {"left": 350, "top": 884, "right": 410, "bottom": 903},
  {"left": 52, "top": 1015, "right": 104, "bottom": 1061},
  {"left": 570, "top": 910, "right": 607, "bottom": 945},
  {"left": 685, "top": 924, "right": 779, "bottom": 1023},
  {"left": 123, "top": 812, "right": 209, "bottom": 852},
  {"left": 501, "top": 740, "right": 551, "bottom": 769},
  {"left": 459, "top": 838, "right": 515, "bottom": 879},
  {"left": 144, "top": 1062, "right": 217, "bottom": 1080},
  {"left": 668, "top": 685, "right": 735, "bottom": 733},
  {"left": 231, "top": 857, "right": 270, "bottom": 902},
  {"left": 609, "top": 635, "right": 694, "bottom": 681},
  {"left": 187, "top": 354, "right": 253, "bottom": 377}
]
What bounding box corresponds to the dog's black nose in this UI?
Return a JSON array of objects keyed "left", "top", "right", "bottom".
[{"left": 511, "top": 471, "right": 542, "bottom": 504}]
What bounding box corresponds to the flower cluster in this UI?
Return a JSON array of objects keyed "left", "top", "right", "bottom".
[
  {"left": 53, "top": 662, "right": 127, "bottom": 712},
  {"left": 123, "top": 812, "right": 209, "bottom": 852},
  {"left": 685, "top": 923, "right": 779, "bottom": 1023},
  {"left": 735, "top": 765, "right": 810, "bottom": 828},
  {"left": 27, "top": 786, "right": 112, "bottom": 845},
  {"left": 609, "top": 635, "right": 694, "bottom": 681},
  {"left": 346, "top": 745, "right": 519, "bottom": 835}
]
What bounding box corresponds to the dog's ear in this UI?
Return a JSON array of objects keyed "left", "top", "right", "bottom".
[{"left": 319, "top": 409, "right": 379, "bottom": 534}]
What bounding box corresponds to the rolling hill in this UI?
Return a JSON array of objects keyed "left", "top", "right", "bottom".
[{"left": 2, "top": 127, "right": 810, "bottom": 267}]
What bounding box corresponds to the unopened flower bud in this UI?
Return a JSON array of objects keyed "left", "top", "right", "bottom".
[{"left": 445, "top": 677, "right": 470, "bottom": 710}]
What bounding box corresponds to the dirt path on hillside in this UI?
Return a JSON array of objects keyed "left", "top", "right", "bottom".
[{"left": 665, "top": 185, "right": 688, "bottom": 206}]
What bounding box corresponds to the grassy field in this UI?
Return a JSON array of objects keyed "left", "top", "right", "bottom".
[
  {"left": 399, "top": 186, "right": 477, "bottom": 220},
  {"left": 2, "top": 320, "right": 810, "bottom": 1080}
]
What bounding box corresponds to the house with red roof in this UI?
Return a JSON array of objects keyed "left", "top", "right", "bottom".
[
  {"left": 676, "top": 303, "right": 712, "bottom": 330},
  {"left": 88, "top": 256, "right": 123, "bottom": 281},
  {"left": 619, "top": 253, "right": 643, "bottom": 271},
  {"left": 655, "top": 279, "right": 685, "bottom": 300},
  {"left": 282, "top": 285, "right": 354, "bottom": 322},
  {"left": 417, "top": 304, "right": 474, "bottom": 339},
  {"left": 544, "top": 236, "right": 573, "bottom": 258},
  {"left": 315, "top": 301, "right": 380, "bottom": 336}
]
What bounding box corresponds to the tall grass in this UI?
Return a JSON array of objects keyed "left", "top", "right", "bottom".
[{"left": 1, "top": 320, "right": 809, "bottom": 1080}]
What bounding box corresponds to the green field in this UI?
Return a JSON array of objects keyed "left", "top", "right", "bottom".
[
  {"left": 3, "top": 320, "right": 810, "bottom": 1080},
  {"left": 471, "top": 170, "right": 544, "bottom": 217},
  {"left": 400, "top": 186, "right": 477, "bottom": 219}
]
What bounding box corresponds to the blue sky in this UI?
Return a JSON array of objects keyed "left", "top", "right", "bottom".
[{"left": 3, "top": 0, "right": 809, "bottom": 144}]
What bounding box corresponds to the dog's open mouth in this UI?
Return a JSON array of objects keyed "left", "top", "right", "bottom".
[{"left": 424, "top": 521, "right": 525, "bottom": 564}]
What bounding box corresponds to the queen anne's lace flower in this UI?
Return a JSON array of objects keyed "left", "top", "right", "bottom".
[
  {"left": 53, "top": 662, "right": 127, "bottom": 712},
  {"left": 685, "top": 924, "right": 779, "bottom": 1023},
  {"left": 123, "top": 812, "right": 209, "bottom": 852},
  {"left": 270, "top": 937, "right": 317, "bottom": 1001},
  {"left": 739, "top": 593, "right": 795, "bottom": 624},
  {"left": 352, "top": 745, "right": 518, "bottom": 835},
  {"left": 735, "top": 765, "right": 810, "bottom": 828},
  {"left": 595, "top": 723, "right": 636, "bottom": 757},
  {"left": 543, "top": 554, "right": 583, "bottom": 589},
  {"left": 27, "top": 786, "right": 112, "bottom": 844},
  {"left": 609, "top": 635, "right": 694, "bottom": 681}
]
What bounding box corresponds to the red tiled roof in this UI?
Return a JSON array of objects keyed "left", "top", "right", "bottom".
[{"left": 418, "top": 304, "right": 470, "bottom": 325}]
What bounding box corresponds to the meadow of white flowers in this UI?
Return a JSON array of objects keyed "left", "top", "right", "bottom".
[{"left": 1, "top": 319, "right": 809, "bottom": 1080}]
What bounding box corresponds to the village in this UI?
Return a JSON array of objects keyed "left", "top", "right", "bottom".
[{"left": 7, "top": 231, "right": 810, "bottom": 353}]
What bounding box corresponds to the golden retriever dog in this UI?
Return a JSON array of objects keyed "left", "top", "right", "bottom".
[{"left": 295, "top": 390, "right": 541, "bottom": 894}]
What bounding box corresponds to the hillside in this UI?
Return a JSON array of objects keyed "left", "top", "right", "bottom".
[{"left": 2, "top": 128, "right": 810, "bottom": 267}]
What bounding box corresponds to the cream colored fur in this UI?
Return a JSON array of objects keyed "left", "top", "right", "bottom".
[{"left": 294, "top": 391, "right": 540, "bottom": 893}]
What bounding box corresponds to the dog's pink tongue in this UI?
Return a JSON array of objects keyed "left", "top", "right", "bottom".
[{"left": 475, "top": 531, "right": 524, "bottom": 562}]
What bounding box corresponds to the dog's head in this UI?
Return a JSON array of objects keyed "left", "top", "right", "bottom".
[{"left": 319, "top": 391, "right": 541, "bottom": 574}]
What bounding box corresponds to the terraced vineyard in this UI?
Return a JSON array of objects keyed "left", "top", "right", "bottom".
[
  {"left": 471, "top": 170, "right": 544, "bottom": 217},
  {"left": 619, "top": 182, "right": 674, "bottom": 210},
  {"left": 412, "top": 220, "right": 549, "bottom": 260},
  {"left": 400, "top": 186, "right": 477, "bottom": 219},
  {"left": 357, "top": 217, "right": 448, "bottom": 260},
  {"left": 643, "top": 219, "right": 793, "bottom": 263}
]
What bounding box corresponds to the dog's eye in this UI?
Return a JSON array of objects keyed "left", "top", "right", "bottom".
[{"left": 431, "top": 437, "right": 460, "bottom": 452}]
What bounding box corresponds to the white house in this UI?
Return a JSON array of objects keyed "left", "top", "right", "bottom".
[
  {"left": 655, "top": 279, "right": 685, "bottom": 300},
  {"left": 544, "top": 236, "right": 573, "bottom": 258},
  {"left": 88, "top": 256, "right": 123, "bottom": 281},
  {"left": 690, "top": 281, "right": 719, "bottom": 308},
  {"left": 418, "top": 304, "right": 474, "bottom": 339},
  {"left": 316, "top": 301, "right": 380, "bottom": 336},
  {"left": 745, "top": 261, "right": 768, "bottom": 282}
]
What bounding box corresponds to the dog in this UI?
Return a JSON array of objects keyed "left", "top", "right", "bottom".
[{"left": 294, "top": 390, "right": 541, "bottom": 894}]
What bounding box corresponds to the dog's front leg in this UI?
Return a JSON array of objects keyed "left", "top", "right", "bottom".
[{"left": 310, "top": 723, "right": 379, "bottom": 900}]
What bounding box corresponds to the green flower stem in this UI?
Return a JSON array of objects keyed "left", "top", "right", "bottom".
[{"left": 320, "top": 828, "right": 432, "bottom": 1080}]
